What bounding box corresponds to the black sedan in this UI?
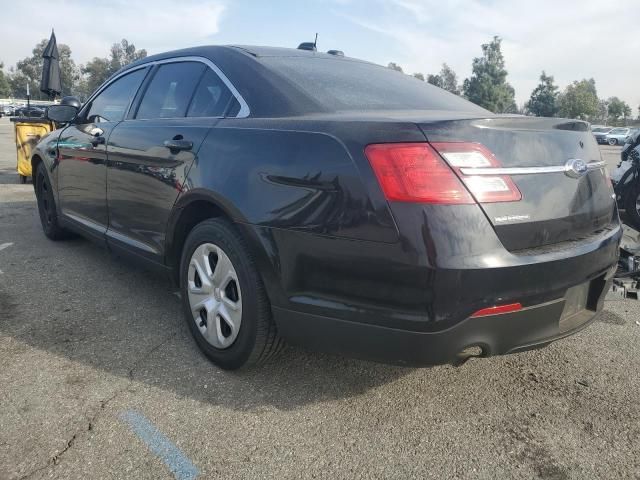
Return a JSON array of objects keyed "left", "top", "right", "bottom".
[
  {"left": 15, "top": 105, "right": 45, "bottom": 117},
  {"left": 33, "top": 45, "right": 621, "bottom": 369}
]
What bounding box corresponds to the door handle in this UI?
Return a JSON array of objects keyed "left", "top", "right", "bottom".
[
  {"left": 163, "top": 138, "right": 193, "bottom": 152},
  {"left": 91, "top": 135, "right": 105, "bottom": 147},
  {"left": 90, "top": 127, "right": 105, "bottom": 147}
]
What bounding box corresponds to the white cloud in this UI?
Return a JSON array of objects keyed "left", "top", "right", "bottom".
[
  {"left": 0, "top": 0, "right": 226, "bottom": 67},
  {"left": 338, "top": 0, "right": 640, "bottom": 110}
]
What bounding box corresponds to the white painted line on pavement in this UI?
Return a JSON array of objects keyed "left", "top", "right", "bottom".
[{"left": 0, "top": 242, "right": 14, "bottom": 251}]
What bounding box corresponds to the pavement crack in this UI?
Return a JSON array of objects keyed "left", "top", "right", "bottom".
[
  {"left": 128, "top": 331, "right": 178, "bottom": 380},
  {"left": 15, "top": 334, "right": 176, "bottom": 480}
]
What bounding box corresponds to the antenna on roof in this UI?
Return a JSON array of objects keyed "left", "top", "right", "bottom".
[{"left": 314, "top": 33, "right": 318, "bottom": 49}]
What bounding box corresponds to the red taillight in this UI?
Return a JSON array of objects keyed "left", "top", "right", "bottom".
[
  {"left": 471, "top": 303, "right": 523, "bottom": 318},
  {"left": 364, "top": 143, "right": 475, "bottom": 204},
  {"left": 365, "top": 142, "right": 521, "bottom": 205},
  {"left": 430, "top": 142, "right": 521, "bottom": 203}
]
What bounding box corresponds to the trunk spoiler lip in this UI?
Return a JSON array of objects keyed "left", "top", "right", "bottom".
[{"left": 459, "top": 160, "right": 606, "bottom": 177}]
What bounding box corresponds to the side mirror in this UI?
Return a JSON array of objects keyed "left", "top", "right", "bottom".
[{"left": 46, "top": 104, "right": 78, "bottom": 123}]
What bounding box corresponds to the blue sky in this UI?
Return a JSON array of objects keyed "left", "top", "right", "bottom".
[{"left": 1, "top": 0, "right": 639, "bottom": 110}]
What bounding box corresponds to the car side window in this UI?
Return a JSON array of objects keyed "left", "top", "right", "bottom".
[
  {"left": 187, "top": 68, "right": 235, "bottom": 118},
  {"left": 136, "top": 62, "right": 205, "bottom": 119},
  {"left": 85, "top": 69, "right": 146, "bottom": 123}
]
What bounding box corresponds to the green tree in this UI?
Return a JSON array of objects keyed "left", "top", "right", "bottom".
[
  {"left": 607, "top": 97, "right": 631, "bottom": 124},
  {"left": 525, "top": 71, "right": 558, "bottom": 117},
  {"left": 462, "top": 36, "right": 516, "bottom": 113},
  {"left": 9, "top": 39, "right": 78, "bottom": 99},
  {"left": 412, "top": 72, "right": 425, "bottom": 81},
  {"left": 77, "top": 57, "right": 111, "bottom": 99},
  {"left": 0, "top": 62, "right": 11, "bottom": 97},
  {"left": 77, "top": 39, "right": 146, "bottom": 100},
  {"left": 387, "top": 62, "right": 403, "bottom": 73},
  {"left": 557, "top": 79, "right": 599, "bottom": 120},
  {"left": 427, "top": 63, "right": 461, "bottom": 95},
  {"left": 596, "top": 99, "right": 609, "bottom": 124},
  {"left": 108, "top": 39, "right": 147, "bottom": 74}
]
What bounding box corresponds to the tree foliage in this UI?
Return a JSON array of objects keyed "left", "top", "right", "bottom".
[
  {"left": 412, "top": 72, "right": 425, "bottom": 81},
  {"left": 387, "top": 62, "right": 403, "bottom": 73},
  {"left": 525, "top": 71, "right": 558, "bottom": 117},
  {"left": 557, "top": 79, "right": 599, "bottom": 120},
  {"left": 427, "top": 63, "right": 461, "bottom": 95},
  {"left": 77, "top": 39, "right": 146, "bottom": 99},
  {"left": 0, "top": 62, "right": 11, "bottom": 97},
  {"left": 9, "top": 38, "right": 78, "bottom": 99},
  {"left": 607, "top": 96, "right": 632, "bottom": 122},
  {"left": 462, "top": 36, "right": 516, "bottom": 113}
]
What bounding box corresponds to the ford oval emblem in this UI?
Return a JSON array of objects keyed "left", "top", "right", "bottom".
[{"left": 564, "top": 159, "right": 588, "bottom": 178}]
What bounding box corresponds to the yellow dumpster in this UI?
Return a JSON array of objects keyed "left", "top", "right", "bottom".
[{"left": 11, "top": 117, "right": 55, "bottom": 184}]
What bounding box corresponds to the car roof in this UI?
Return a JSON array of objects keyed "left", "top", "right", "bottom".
[{"left": 108, "top": 45, "right": 381, "bottom": 118}]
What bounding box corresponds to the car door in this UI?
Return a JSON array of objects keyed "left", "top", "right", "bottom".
[
  {"left": 56, "top": 67, "right": 147, "bottom": 238},
  {"left": 105, "top": 60, "right": 239, "bottom": 262}
]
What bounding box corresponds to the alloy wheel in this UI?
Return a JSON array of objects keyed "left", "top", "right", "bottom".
[{"left": 187, "top": 243, "right": 242, "bottom": 349}]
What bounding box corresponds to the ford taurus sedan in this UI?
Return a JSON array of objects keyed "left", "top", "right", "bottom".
[{"left": 33, "top": 45, "right": 621, "bottom": 369}]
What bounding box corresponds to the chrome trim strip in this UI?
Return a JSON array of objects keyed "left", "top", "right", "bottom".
[
  {"left": 153, "top": 56, "right": 250, "bottom": 118},
  {"left": 82, "top": 55, "right": 250, "bottom": 119},
  {"left": 459, "top": 161, "right": 606, "bottom": 176}
]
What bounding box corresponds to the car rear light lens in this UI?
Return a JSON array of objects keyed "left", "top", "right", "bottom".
[
  {"left": 364, "top": 143, "right": 475, "bottom": 204},
  {"left": 471, "top": 302, "right": 522, "bottom": 318},
  {"left": 431, "top": 142, "right": 522, "bottom": 203}
]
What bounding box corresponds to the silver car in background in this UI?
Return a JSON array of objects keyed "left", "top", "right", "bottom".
[
  {"left": 605, "top": 127, "right": 632, "bottom": 146},
  {"left": 592, "top": 126, "right": 613, "bottom": 144}
]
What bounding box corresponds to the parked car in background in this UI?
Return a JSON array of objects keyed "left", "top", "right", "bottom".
[
  {"left": 605, "top": 127, "right": 632, "bottom": 145},
  {"left": 14, "top": 105, "right": 45, "bottom": 118},
  {"left": 33, "top": 45, "right": 621, "bottom": 369},
  {"left": 592, "top": 126, "right": 613, "bottom": 144}
]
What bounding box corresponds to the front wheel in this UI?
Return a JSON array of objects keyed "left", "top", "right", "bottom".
[
  {"left": 608, "top": 138, "right": 618, "bottom": 146},
  {"left": 179, "top": 218, "right": 283, "bottom": 369},
  {"left": 624, "top": 188, "right": 640, "bottom": 230},
  {"left": 35, "top": 163, "right": 71, "bottom": 240}
]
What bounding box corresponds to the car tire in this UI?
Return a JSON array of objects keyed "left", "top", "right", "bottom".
[
  {"left": 35, "top": 163, "right": 71, "bottom": 240},
  {"left": 179, "top": 218, "right": 284, "bottom": 370},
  {"left": 608, "top": 138, "right": 617, "bottom": 146},
  {"left": 624, "top": 188, "right": 640, "bottom": 230}
]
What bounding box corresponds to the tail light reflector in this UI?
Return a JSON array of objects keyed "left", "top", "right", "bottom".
[
  {"left": 364, "top": 143, "right": 475, "bottom": 204},
  {"left": 471, "top": 303, "right": 522, "bottom": 318},
  {"left": 430, "top": 142, "right": 521, "bottom": 203},
  {"left": 365, "top": 142, "right": 521, "bottom": 205}
]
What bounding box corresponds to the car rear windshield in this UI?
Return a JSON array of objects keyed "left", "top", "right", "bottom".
[{"left": 261, "top": 56, "right": 488, "bottom": 114}]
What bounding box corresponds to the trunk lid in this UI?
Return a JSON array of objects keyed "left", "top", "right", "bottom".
[{"left": 419, "top": 116, "right": 617, "bottom": 251}]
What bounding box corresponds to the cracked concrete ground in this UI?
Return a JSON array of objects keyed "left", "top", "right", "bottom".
[{"left": 0, "top": 116, "right": 639, "bottom": 479}]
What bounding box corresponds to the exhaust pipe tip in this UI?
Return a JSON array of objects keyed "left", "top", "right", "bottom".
[{"left": 453, "top": 345, "right": 485, "bottom": 367}]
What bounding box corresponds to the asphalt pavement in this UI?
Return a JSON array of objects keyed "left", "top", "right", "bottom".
[{"left": 0, "top": 116, "right": 639, "bottom": 479}]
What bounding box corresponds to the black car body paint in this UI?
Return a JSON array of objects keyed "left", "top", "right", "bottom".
[{"left": 31, "top": 46, "right": 621, "bottom": 366}]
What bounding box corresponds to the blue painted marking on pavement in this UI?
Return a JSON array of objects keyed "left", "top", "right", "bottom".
[{"left": 120, "top": 409, "right": 199, "bottom": 480}]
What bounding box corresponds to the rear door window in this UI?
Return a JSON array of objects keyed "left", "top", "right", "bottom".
[
  {"left": 136, "top": 62, "right": 205, "bottom": 119},
  {"left": 187, "top": 69, "right": 234, "bottom": 117}
]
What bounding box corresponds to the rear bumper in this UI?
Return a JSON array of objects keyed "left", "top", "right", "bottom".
[{"left": 273, "top": 273, "right": 614, "bottom": 366}]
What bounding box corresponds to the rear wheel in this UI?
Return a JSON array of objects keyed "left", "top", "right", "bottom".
[
  {"left": 35, "top": 163, "right": 70, "bottom": 240},
  {"left": 608, "top": 138, "right": 618, "bottom": 146},
  {"left": 624, "top": 188, "right": 640, "bottom": 230},
  {"left": 179, "top": 218, "right": 283, "bottom": 369}
]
